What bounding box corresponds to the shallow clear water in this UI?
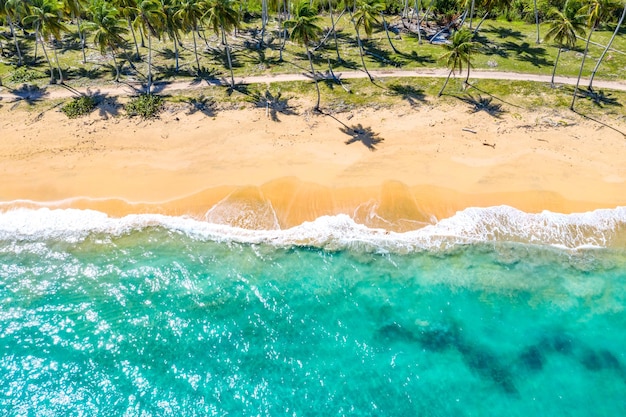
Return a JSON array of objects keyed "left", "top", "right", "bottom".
[{"left": 1, "top": 208, "right": 626, "bottom": 416}]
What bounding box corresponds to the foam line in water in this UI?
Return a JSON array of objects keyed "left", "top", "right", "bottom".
[{"left": 0, "top": 206, "right": 624, "bottom": 250}]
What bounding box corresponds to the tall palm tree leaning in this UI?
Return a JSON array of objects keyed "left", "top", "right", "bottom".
[
  {"left": 570, "top": 0, "right": 616, "bottom": 110},
  {"left": 353, "top": 0, "right": 384, "bottom": 82},
  {"left": 85, "top": 0, "right": 128, "bottom": 82},
  {"left": 284, "top": 0, "right": 323, "bottom": 112},
  {"left": 204, "top": 0, "right": 240, "bottom": 88},
  {"left": 588, "top": 1, "right": 626, "bottom": 91},
  {"left": 438, "top": 28, "right": 478, "bottom": 97},
  {"left": 543, "top": 3, "right": 586, "bottom": 87},
  {"left": 134, "top": 0, "right": 164, "bottom": 94},
  {"left": 23, "top": 0, "right": 68, "bottom": 84}
]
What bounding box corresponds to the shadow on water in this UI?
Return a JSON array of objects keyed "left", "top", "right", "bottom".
[{"left": 341, "top": 124, "right": 385, "bottom": 151}]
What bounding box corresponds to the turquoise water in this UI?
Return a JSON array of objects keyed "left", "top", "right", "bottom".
[{"left": 1, "top": 208, "right": 626, "bottom": 416}]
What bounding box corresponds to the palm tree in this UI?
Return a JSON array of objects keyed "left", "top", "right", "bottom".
[
  {"left": 203, "top": 0, "right": 240, "bottom": 88},
  {"left": 353, "top": 0, "right": 384, "bottom": 82},
  {"left": 571, "top": 0, "right": 617, "bottom": 110},
  {"left": 23, "top": 0, "right": 68, "bottom": 84},
  {"left": 134, "top": 0, "right": 164, "bottom": 93},
  {"left": 159, "top": 0, "right": 183, "bottom": 73},
  {"left": 174, "top": 0, "right": 205, "bottom": 72},
  {"left": 588, "top": 3, "right": 626, "bottom": 91},
  {"left": 2, "top": 0, "right": 25, "bottom": 65},
  {"left": 284, "top": 0, "right": 323, "bottom": 111},
  {"left": 438, "top": 28, "right": 478, "bottom": 96},
  {"left": 543, "top": 4, "right": 586, "bottom": 87},
  {"left": 113, "top": 0, "right": 141, "bottom": 59},
  {"left": 62, "top": 0, "right": 88, "bottom": 63},
  {"left": 85, "top": 0, "right": 128, "bottom": 81}
]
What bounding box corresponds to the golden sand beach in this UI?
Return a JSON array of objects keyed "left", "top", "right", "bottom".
[{"left": 1, "top": 98, "right": 625, "bottom": 231}]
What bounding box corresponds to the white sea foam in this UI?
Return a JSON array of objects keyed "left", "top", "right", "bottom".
[{"left": 0, "top": 206, "right": 625, "bottom": 251}]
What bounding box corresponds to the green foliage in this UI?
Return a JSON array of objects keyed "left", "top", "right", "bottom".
[
  {"left": 61, "top": 95, "right": 97, "bottom": 118},
  {"left": 8, "top": 67, "right": 42, "bottom": 83},
  {"left": 125, "top": 93, "right": 163, "bottom": 118}
]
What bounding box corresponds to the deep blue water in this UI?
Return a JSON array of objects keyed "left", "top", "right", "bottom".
[{"left": 1, "top": 208, "right": 625, "bottom": 416}]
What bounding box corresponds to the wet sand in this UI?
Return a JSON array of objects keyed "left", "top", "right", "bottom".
[{"left": 1, "top": 100, "right": 625, "bottom": 230}]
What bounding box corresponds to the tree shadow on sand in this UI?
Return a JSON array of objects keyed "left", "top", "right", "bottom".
[
  {"left": 456, "top": 94, "right": 506, "bottom": 118},
  {"left": 9, "top": 84, "right": 49, "bottom": 105},
  {"left": 183, "top": 94, "right": 217, "bottom": 117},
  {"left": 250, "top": 89, "right": 297, "bottom": 122},
  {"left": 341, "top": 123, "right": 385, "bottom": 151}
]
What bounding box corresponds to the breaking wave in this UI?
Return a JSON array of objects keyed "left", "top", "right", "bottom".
[{"left": 0, "top": 206, "right": 625, "bottom": 251}]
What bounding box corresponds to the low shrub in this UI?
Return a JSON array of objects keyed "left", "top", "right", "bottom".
[
  {"left": 125, "top": 94, "right": 163, "bottom": 119},
  {"left": 8, "top": 67, "right": 41, "bottom": 83},
  {"left": 61, "top": 95, "right": 97, "bottom": 118}
]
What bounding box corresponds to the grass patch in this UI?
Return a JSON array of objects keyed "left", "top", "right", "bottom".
[
  {"left": 61, "top": 95, "right": 97, "bottom": 118},
  {"left": 125, "top": 93, "right": 164, "bottom": 119}
]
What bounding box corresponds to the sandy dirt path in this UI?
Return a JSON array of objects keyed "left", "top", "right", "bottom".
[{"left": 1, "top": 69, "right": 625, "bottom": 101}]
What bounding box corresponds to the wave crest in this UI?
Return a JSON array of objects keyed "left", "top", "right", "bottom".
[{"left": 0, "top": 206, "right": 624, "bottom": 251}]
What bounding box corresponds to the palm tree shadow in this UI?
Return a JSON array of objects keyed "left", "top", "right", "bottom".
[
  {"left": 397, "top": 50, "right": 435, "bottom": 65},
  {"left": 9, "top": 84, "right": 49, "bottom": 105},
  {"left": 581, "top": 89, "right": 622, "bottom": 108},
  {"left": 183, "top": 94, "right": 217, "bottom": 116},
  {"left": 190, "top": 67, "right": 222, "bottom": 86},
  {"left": 85, "top": 90, "right": 121, "bottom": 118},
  {"left": 456, "top": 93, "right": 506, "bottom": 118},
  {"left": 388, "top": 83, "right": 428, "bottom": 106},
  {"left": 341, "top": 123, "right": 384, "bottom": 151},
  {"left": 482, "top": 25, "right": 525, "bottom": 40},
  {"left": 250, "top": 89, "right": 297, "bottom": 122}
]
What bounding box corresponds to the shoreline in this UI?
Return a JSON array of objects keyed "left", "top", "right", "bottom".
[{"left": 1, "top": 99, "right": 625, "bottom": 230}]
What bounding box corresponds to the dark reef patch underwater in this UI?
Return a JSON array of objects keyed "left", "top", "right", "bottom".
[{"left": 1, "top": 207, "right": 625, "bottom": 416}]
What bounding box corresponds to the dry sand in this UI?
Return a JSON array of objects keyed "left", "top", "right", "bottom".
[{"left": 1, "top": 98, "right": 625, "bottom": 230}]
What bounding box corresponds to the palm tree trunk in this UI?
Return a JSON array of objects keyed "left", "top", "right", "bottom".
[
  {"left": 469, "top": 0, "right": 475, "bottom": 29},
  {"left": 147, "top": 32, "right": 153, "bottom": 93},
  {"left": 112, "top": 47, "right": 120, "bottom": 82},
  {"left": 354, "top": 25, "right": 374, "bottom": 82},
  {"left": 126, "top": 19, "right": 140, "bottom": 60},
  {"left": 473, "top": 11, "right": 490, "bottom": 34},
  {"left": 306, "top": 45, "right": 321, "bottom": 111},
  {"left": 192, "top": 29, "right": 201, "bottom": 72},
  {"left": 571, "top": 26, "right": 595, "bottom": 110},
  {"left": 382, "top": 14, "right": 400, "bottom": 53},
  {"left": 53, "top": 44, "right": 64, "bottom": 84},
  {"left": 550, "top": 47, "right": 562, "bottom": 87},
  {"left": 222, "top": 27, "right": 235, "bottom": 87},
  {"left": 414, "top": 0, "right": 422, "bottom": 44},
  {"left": 588, "top": 5, "right": 626, "bottom": 91},
  {"left": 534, "top": 0, "right": 540, "bottom": 43},
  {"left": 7, "top": 16, "right": 23, "bottom": 66},
  {"left": 260, "top": 0, "right": 268, "bottom": 48},
  {"left": 329, "top": 0, "right": 341, "bottom": 61},
  {"left": 173, "top": 35, "right": 179, "bottom": 73},
  {"left": 77, "top": 17, "right": 86, "bottom": 63},
  {"left": 40, "top": 34, "right": 55, "bottom": 84},
  {"left": 438, "top": 68, "right": 454, "bottom": 96}
]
